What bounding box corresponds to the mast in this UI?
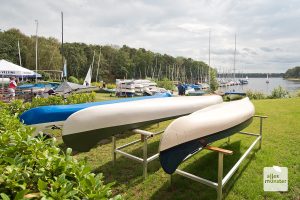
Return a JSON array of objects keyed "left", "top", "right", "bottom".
[
  {"left": 208, "top": 29, "right": 211, "bottom": 87},
  {"left": 35, "top": 20, "right": 38, "bottom": 83},
  {"left": 17, "top": 40, "right": 22, "bottom": 66},
  {"left": 233, "top": 33, "right": 236, "bottom": 81},
  {"left": 91, "top": 51, "right": 95, "bottom": 79},
  {"left": 96, "top": 47, "right": 101, "bottom": 82},
  {"left": 61, "top": 12, "right": 64, "bottom": 80}
]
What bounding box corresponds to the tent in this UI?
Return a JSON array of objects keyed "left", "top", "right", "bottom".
[{"left": 0, "top": 59, "right": 41, "bottom": 78}]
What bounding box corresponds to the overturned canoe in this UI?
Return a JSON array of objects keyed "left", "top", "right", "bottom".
[
  {"left": 159, "top": 97, "right": 255, "bottom": 174},
  {"left": 62, "top": 95, "right": 223, "bottom": 152},
  {"left": 20, "top": 93, "right": 172, "bottom": 131}
]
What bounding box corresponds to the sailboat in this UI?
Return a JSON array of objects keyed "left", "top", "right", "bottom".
[
  {"left": 266, "top": 74, "right": 269, "bottom": 84},
  {"left": 83, "top": 66, "right": 92, "bottom": 86}
]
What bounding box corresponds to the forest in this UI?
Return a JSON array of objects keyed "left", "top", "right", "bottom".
[
  {"left": 284, "top": 66, "right": 300, "bottom": 79},
  {"left": 0, "top": 28, "right": 212, "bottom": 83}
]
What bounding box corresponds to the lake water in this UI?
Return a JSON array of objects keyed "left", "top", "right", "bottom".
[{"left": 219, "top": 78, "right": 300, "bottom": 94}]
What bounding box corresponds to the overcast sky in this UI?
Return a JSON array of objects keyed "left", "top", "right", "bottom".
[{"left": 1, "top": 0, "right": 300, "bottom": 73}]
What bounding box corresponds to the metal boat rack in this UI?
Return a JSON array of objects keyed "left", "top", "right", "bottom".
[
  {"left": 112, "top": 127, "right": 163, "bottom": 179},
  {"left": 171, "top": 115, "right": 268, "bottom": 200}
]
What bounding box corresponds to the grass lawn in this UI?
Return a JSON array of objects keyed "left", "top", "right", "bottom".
[{"left": 72, "top": 94, "right": 299, "bottom": 199}]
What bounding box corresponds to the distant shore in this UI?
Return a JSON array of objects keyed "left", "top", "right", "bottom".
[{"left": 285, "top": 78, "right": 300, "bottom": 81}]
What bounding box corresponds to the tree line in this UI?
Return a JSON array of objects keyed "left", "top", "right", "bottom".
[
  {"left": 0, "top": 28, "right": 213, "bottom": 83},
  {"left": 283, "top": 66, "right": 300, "bottom": 79}
]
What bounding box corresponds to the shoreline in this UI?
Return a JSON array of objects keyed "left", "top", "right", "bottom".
[{"left": 285, "top": 78, "right": 300, "bottom": 81}]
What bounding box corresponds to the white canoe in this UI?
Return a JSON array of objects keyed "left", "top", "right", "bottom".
[
  {"left": 62, "top": 95, "right": 223, "bottom": 152},
  {"left": 159, "top": 97, "right": 255, "bottom": 174}
]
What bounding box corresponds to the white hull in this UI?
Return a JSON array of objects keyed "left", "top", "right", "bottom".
[
  {"left": 62, "top": 95, "right": 223, "bottom": 151},
  {"left": 160, "top": 98, "right": 254, "bottom": 152},
  {"left": 159, "top": 97, "right": 255, "bottom": 174}
]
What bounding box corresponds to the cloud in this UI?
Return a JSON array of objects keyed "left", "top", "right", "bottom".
[{"left": 1, "top": 0, "right": 300, "bottom": 72}]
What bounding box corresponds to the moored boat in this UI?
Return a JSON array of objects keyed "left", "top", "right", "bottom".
[{"left": 159, "top": 97, "right": 254, "bottom": 174}]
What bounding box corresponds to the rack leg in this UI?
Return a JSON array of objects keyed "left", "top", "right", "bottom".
[
  {"left": 259, "top": 117, "right": 263, "bottom": 149},
  {"left": 112, "top": 136, "right": 116, "bottom": 166},
  {"left": 217, "top": 153, "right": 224, "bottom": 200},
  {"left": 143, "top": 137, "right": 148, "bottom": 179}
]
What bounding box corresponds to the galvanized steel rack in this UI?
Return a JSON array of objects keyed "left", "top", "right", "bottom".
[
  {"left": 171, "top": 115, "right": 268, "bottom": 200},
  {"left": 112, "top": 127, "right": 163, "bottom": 179}
]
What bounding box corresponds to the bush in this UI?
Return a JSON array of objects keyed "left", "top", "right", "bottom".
[
  {"left": 246, "top": 90, "right": 266, "bottom": 100},
  {"left": 156, "top": 78, "right": 175, "bottom": 91},
  {"left": 68, "top": 76, "right": 79, "bottom": 84},
  {"left": 268, "top": 86, "right": 290, "bottom": 99},
  {"left": 1, "top": 92, "right": 96, "bottom": 117},
  {"left": 0, "top": 108, "right": 121, "bottom": 199},
  {"left": 65, "top": 92, "right": 96, "bottom": 104},
  {"left": 106, "top": 83, "right": 116, "bottom": 89},
  {"left": 297, "top": 90, "right": 300, "bottom": 97}
]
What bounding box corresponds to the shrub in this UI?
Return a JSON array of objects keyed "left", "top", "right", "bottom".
[
  {"left": 65, "top": 92, "right": 96, "bottom": 104},
  {"left": 68, "top": 76, "right": 79, "bottom": 84},
  {"left": 3, "top": 92, "right": 96, "bottom": 117},
  {"left": 297, "top": 90, "right": 300, "bottom": 97},
  {"left": 0, "top": 107, "right": 121, "bottom": 199},
  {"left": 156, "top": 78, "right": 175, "bottom": 91},
  {"left": 268, "top": 86, "right": 290, "bottom": 99},
  {"left": 106, "top": 83, "right": 116, "bottom": 89},
  {"left": 246, "top": 90, "right": 266, "bottom": 100}
]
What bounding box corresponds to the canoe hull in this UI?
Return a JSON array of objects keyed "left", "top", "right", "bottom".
[
  {"left": 159, "top": 117, "right": 253, "bottom": 174},
  {"left": 20, "top": 93, "right": 171, "bottom": 127},
  {"left": 158, "top": 97, "right": 255, "bottom": 174},
  {"left": 62, "top": 95, "right": 223, "bottom": 152},
  {"left": 63, "top": 115, "right": 184, "bottom": 152}
]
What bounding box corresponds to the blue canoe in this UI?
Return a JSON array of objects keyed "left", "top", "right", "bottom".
[{"left": 20, "top": 92, "right": 172, "bottom": 128}]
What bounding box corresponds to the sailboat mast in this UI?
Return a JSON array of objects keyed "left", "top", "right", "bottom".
[
  {"left": 35, "top": 20, "right": 38, "bottom": 83},
  {"left": 18, "top": 40, "right": 22, "bottom": 66},
  {"left": 208, "top": 29, "right": 211, "bottom": 87},
  {"left": 61, "top": 12, "right": 64, "bottom": 80},
  {"left": 96, "top": 47, "right": 101, "bottom": 82},
  {"left": 233, "top": 33, "right": 236, "bottom": 81}
]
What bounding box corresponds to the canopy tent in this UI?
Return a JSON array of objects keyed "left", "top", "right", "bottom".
[{"left": 0, "top": 59, "right": 41, "bottom": 78}]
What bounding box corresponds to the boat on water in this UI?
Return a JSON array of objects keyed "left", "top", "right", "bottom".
[
  {"left": 266, "top": 74, "right": 270, "bottom": 84},
  {"left": 62, "top": 95, "right": 223, "bottom": 152},
  {"left": 20, "top": 92, "right": 172, "bottom": 131},
  {"left": 159, "top": 97, "right": 254, "bottom": 174}
]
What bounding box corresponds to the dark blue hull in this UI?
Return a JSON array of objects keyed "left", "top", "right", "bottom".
[{"left": 159, "top": 117, "right": 253, "bottom": 174}]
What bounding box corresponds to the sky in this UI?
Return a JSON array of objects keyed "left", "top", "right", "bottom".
[{"left": 1, "top": 0, "right": 300, "bottom": 73}]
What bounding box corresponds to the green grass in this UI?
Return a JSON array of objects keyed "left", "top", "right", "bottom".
[
  {"left": 95, "top": 93, "right": 119, "bottom": 101},
  {"left": 65, "top": 95, "right": 300, "bottom": 199}
]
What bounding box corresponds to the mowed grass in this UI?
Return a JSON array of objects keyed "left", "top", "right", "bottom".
[{"left": 72, "top": 94, "right": 300, "bottom": 200}]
